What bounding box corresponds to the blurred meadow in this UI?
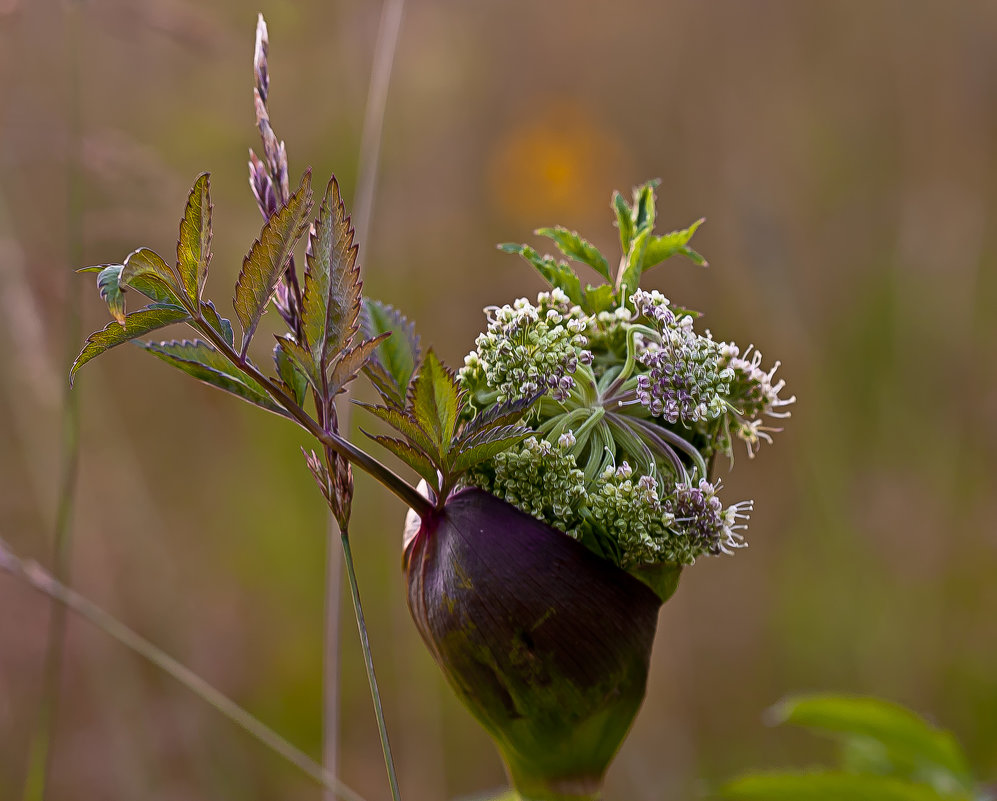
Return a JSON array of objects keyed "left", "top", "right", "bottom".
[{"left": 2, "top": 1, "right": 997, "bottom": 799}]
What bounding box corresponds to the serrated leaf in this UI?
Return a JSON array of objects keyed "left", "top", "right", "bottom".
[
  {"left": 121, "top": 248, "right": 185, "bottom": 308},
  {"left": 361, "top": 432, "right": 439, "bottom": 487},
  {"left": 498, "top": 243, "right": 584, "bottom": 306},
  {"left": 301, "top": 175, "right": 361, "bottom": 369},
  {"left": 721, "top": 772, "right": 970, "bottom": 801},
  {"left": 458, "top": 393, "right": 539, "bottom": 442},
  {"left": 612, "top": 191, "right": 634, "bottom": 255},
  {"left": 176, "top": 173, "right": 212, "bottom": 303},
  {"left": 534, "top": 226, "right": 611, "bottom": 282},
  {"left": 97, "top": 265, "right": 126, "bottom": 325},
  {"left": 355, "top": 401, "right": 436, "bottom": 458},
  {"left": 411, "top": 350, "right": 462, "bottom": 457},
  {"left": 200, "top": 300, "right": 235, "bottom": 347},
  {"left": 362, "top": 299, "right": 420, "bottom": 406},
  {"left": 274, "top": 334, "right": 321, "bottom": 392},
  {"left": 137, "top": 339, "right": 285, "bottom": 416},
  {"left": 641, "top": 218, "right": 706, "bottom": 271},
  {"left": 70, "top": 304, "right": 189, "bottom": 384},
  {"left": 234, "top": 170, "right": 313, "bottom": 352},
  {"left": 772, "top": 696, "right": 974, "bottom": 789},
  {"left": 451, "top": 424, "right": 531, "bottom": 474},
  {"left": 328, "top": 334, "right": 388, "bottom": 397},
  {"left": 274, "top": 341, "right": 308, "bottom": 406}
]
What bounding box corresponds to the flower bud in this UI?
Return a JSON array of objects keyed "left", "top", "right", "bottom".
[{"left": 404, "top": 487, "right": 667, "bottom": 800}]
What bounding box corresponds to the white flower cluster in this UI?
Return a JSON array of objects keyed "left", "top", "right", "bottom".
[
  {"left": 459, "top": 290, "right": 593, "bottom": 403},
  {"left": 719, "top": 344, "right": 795, "bottom": 455}
]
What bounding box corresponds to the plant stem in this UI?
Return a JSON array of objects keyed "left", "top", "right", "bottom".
[
  {"left": 0, "top": 539, "right": 368, "bottom": 801},
  {"left": 22, "top": 6, "right": 84, "bottom": 798},
  {"left": 340, "top": 530, "right": 402, "bottom": 801},
  {"left": 189, "top": 315, "right": 433, "bottom": 519}
]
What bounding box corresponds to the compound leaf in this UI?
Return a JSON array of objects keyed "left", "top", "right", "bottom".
[
  {"left": 362, "top": 299, "right": 420, "bottom": 407},
  {"left": 361, "top": 432, "right": 439, "bottom": 487},
  {"left": 641, "top": 218, "right": 706, "bottom": 272}
]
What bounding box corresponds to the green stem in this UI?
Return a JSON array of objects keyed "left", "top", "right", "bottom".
[
  {"left": 340, "top": 530, "right": 402, "bottom": 801},
  {"left": 0, "top": 539, "right": 368, "bottom": 801}
]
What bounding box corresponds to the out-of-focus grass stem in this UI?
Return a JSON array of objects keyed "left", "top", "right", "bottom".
[
  {"left": 0, "top": 539, "right": 368, "bottom": 801},
  {"left": 21, "top": 5, "right": 84, "bottom": 799}
]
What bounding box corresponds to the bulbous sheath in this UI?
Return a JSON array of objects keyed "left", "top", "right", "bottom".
[{"left": 404, "top": 487, "right": 664, "bottom": 800}]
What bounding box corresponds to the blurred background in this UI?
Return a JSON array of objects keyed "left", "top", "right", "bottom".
[{"left": 2, "top": 1, "right": 996, "bottom": 799}]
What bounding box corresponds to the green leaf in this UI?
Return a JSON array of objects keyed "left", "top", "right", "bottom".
[
  {"left": 534, "top": 226, "right": 611, "bottom": 282},
  {"left": 451, "top": 424, "right": 531, "bottom": 474},
  {"left": 641, "top": 218, "right": 706, "bottom": 271},
  {"left": 612, "top": 190, "right": 634, "bottom": 255},
  {"left": 301, "top": 175, "right": 361, "bottom": 369},
  {"left": 176, "top": 173, "right": 212, "bottom": 303},
  {"left": 199, "top": 300, "right": 235, "bottom": 347},
  {"left": 411, "top": 350, "right": 462, "bottom": 458},
  {"left": 274, "top": 334, "right": 321, "bottom": 392},
  {"left": 274, "top": 341, "right": 308, "bottom": 406},
  {"left": 137, "top": 339, "right": 285, "bottom": 416},
  {"left": 355, "top": 401, "right": 436, "bottom": 458},
  {"left": 361, "top": 432, "right": 439, "bottom": 487},
  {"left": 497, "top": 243, "right": 584, "bottom": 306},
  {"left": 721, "top": 772, "right": 971, "bottom": 801},
  {"left": 97, "top": 265, "right": 126, "bottom": 325},
  {"left": 234, "top": 170, "right": 313, "bottom": 352},
  {"left": 583, "top": 283, "right": 616, "bottom": 314},
  {"left": 362, "top": 299, "right": 420, "bottom": 406},
  {"left": 457, "top": 393, "right": 538, "bottom": 442},
  {"left": 328, "top": 334, "right": 389, "bottom": 397},
  {"left": 632, "top": 180, "right": 659, "bottom": 231},
  {"left": 771, "top": 695, "right": 974, "bottom": 790},
  {"left": 70, "top": 304, "right": 189, "bottom": 384},
  {"left": 121, "top": 248, "right": 185, "bottom": 308}
]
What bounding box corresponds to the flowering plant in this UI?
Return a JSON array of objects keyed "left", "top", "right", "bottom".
[{"left": 68, "top": 16, "right": 793, "bottom": 801}]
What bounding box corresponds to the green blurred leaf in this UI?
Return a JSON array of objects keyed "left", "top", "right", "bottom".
[
  {"left": 721, "top": 772, "right": 971, "bottom": 801},
  {"left": 136, "top": 339, "right": 285, "bottom": 416},
  {"left": 97, "top": 265, "right": 126, "bottom": 325},
  {"left": 362, "top": 299, "right": 421, "bottom": 407},
  {"left": 199, "top": 300, "right": 235, "bottom": 347},
  {"left": 301, "top": 175, "right": 361, "bottom": 369},
  {"left": 274, "top": 341, "right": 309, "bottom": 406},
  {"left": 641, "top": 218, "right": 707, "bottom": 271},
  {"left": 70, "top": 304, "right": 189, "bottom": 384},
  {"left": 121, "top": 248, "right": 185, "bottom": 308},
  {"left": 534, "top": 226, "right": 611, "bottom": 282},
  {"left": 234, "top": 170, "right": 313, "bottom": 352},
  {"left": 497, "top": 243, "right": 584, "bottom": 307},
  {"left": 771, "top": 695, "right": 974, "bottom": 790},
  {"left": 176, "top": 173, "right": 212, "bottom": 303},
  {"left": 583, "top": 283, "right": 616, "bottom": 314}
]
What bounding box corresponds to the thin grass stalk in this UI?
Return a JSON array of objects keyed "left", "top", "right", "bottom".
[
  {"left": 0, "top": 539, "right": 368, "bottom": 801},
  {"left": 324, "top": 2, "right": 407, "bottom": 796},
  {"left": 21, "top": 5, "right": 84, "bottom": 798}
]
